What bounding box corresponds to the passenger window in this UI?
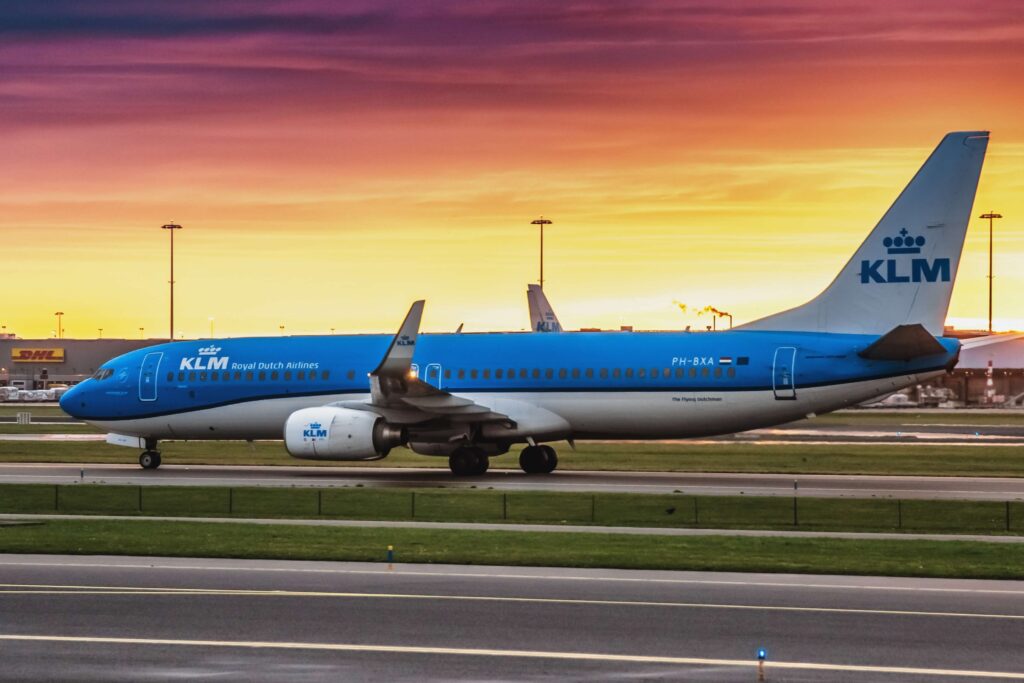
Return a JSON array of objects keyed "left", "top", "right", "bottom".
[
  {"left": 714, "top": 367, "right": 722, "bottom": 378},
  {"left": 558, "top": 369, "right": 567, "bottom": 379},
  {"left": 189, "top": 372, "right": 196, "bottom": 382},
  {"left": 297, "top": 371, "right": 305, "bottom": 380},
  {"left": 572, "top": 368, "right": 580, "bottom": 379},
  {"left": 662, "top": 368, "right": 671, "bottom": 378},
  {"left": 234, "top": 371, "right": 241, "bottom": 380},
  {"left": 483, "top": 369, "right": 490, "bottom": 379},
  {"left": 471, "top": 369, "right": 478, "bottom": 379},
  {"left": 613, "top": 368, "right": 621, "bottom": 379},
  {"left": 458, "top": 369, "right": 466, "bottom": 380},
  {"left": 347, "top": 370, "right": 355, "bottom": 380},
  {"left": 727, "top": 367, "right": 736, "bottom": 378},
  {"left": 625, "top": 368, "right": 634, "bottom": 378},
  {"left": 518, "top": 369, "right": 526, "bottom": 378},
  {"left": 258, "top": 371, "right": 266, "bottom": 381},
  {"left": 222, "top": 372, "right": 230, "bottom": 382},
  {"left": 675, "top": 368, "right": 684, "bottom": 378},
  {"left": 444, "top": 369, "right": 451, "bottom": 379},
  {"left": 246, "top": 371, "right": 253, "bottom": 381},
  {"left": 310, "top": 370, "right": 317, "bottom": 380},
  {"left": 585, "top": 368, "right": 594, "bottom": 379},
  {"left": 701, "top": 367, "right": 710, "bottom": 377},
  {"left": 178, "top": 371, "right": 185, "bottom": 382},
  {"left": 323, "top": 370, "right": 331, "bottom": 380},
  {"left": 284, "top": 371, "right": 292, "bottom": 381},
  {"left": 166, "top": 372, "right": 174, "bottom": 382},
  {"left": 689, "top": 367, "right": 697, "bottom": 378},
  {"left": 545, "top": 368, "right": 553, "bottom": 379},
  {"left": 532, "top": 368, "right": 540, "bottom": 379},
  {"left": 638, "top": 368, "right": 646, "bottom": 378},
  {"left": 269, "top": 371, "right": 277, "bottom": 380},
  {"left": 599, "top": 368, "right": 608, "bottom": 379},
  {"left": 211, "top": 372, "right": 219, "bottom": 381},
  {"left": 495, "top": 369, "right": 504, "bottom": 379}
]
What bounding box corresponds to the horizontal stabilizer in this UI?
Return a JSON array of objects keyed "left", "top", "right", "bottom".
[{"left": 858, "top": 324, "right": 946, "bottom": 361}]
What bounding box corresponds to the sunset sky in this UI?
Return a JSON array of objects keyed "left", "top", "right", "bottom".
[{"left": 3, "top": 1, "right": 1022, "bottom": 339}]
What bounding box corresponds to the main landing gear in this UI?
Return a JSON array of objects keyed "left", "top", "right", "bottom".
[
  {"left": 139, "top": 438, "right": 162, "bottom": 469},
  {"left": 448, "top": 447, "right": 488, "bottom": 476},
  {"left": 519, "top": 445, "right": 557, "bottom": 474}
]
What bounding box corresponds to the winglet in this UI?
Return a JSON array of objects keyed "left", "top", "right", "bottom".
[{"left": 372, "top": 300, "right": 425, "bottom": 376}]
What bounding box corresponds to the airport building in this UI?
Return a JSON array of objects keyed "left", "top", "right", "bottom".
[{"left": 0, "top": 338, "right": 161, "bottom": 390}]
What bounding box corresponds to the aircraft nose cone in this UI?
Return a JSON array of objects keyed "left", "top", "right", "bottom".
[{"left": 59, "top": 384, "right": 80, "bottom": 417}]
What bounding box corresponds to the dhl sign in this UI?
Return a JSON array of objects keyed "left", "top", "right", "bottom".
[{"left": 12, "top": 348, "right": 65, "bottom": 363}]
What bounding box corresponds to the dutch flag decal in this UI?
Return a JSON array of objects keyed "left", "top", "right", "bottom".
[{"left": 719, "top": 357, "right": 733, "bottom": 365}]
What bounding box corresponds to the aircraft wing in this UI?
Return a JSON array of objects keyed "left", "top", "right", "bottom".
[{"left": 331, "top": 300, "right": 511, "bottom": 425}]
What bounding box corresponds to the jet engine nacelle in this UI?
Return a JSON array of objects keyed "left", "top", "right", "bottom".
[{"left": 284, "top": 407, "right": 405, "bottom": 461}]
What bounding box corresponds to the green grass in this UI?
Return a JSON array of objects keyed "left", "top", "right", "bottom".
[
  {"left": 5, "top": 439, "right": 1024, "bottom": 477},
  {"left": 0, "top": 406, "right": 70, "bottom": 418},
  {"left": 0, "top": 424, "right": 100, "bottom": 434},
  {"left": 1, "top": 518, "right": 1023, "bottom": 579},
  {"left": 4, "top": 483, "right": 1024, "bottom": 535}
]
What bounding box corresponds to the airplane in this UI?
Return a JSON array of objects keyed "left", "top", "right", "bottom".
[
  {"left": 527, "top": 284, "right": 563, "bottom": 332},
  {"left": 61, "top": 131, "right": 989, "bottom": 476}
]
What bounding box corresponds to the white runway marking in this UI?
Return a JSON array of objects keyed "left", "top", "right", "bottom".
[
  {"left": 2, "top": 582, "right": 1022, "bottom": 620},
  {"left": 0, "top": 634, "right": 1022, "bottom": 679},
  {"left": 4, "top": 557, "right": 1024, "bottom": 596}
]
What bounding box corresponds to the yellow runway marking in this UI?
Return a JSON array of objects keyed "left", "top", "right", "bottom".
[
  {"left": 1, "top": 583, "right": 1022, "bottom": 621},
  {"left": 1, "top": 634, "right": 1023, "bottom": 679}
]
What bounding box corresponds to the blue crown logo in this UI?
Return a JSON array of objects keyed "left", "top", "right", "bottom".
[
  {"left": 883, "top": 228, "right": 925, "bottom": 255},
  {"left": 308, "top": 422, "right": 322, "bottom": 430}
]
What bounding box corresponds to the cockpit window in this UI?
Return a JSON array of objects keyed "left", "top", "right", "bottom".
[{"left": 92, "top": 368, "right": 114, "bottom": 380}]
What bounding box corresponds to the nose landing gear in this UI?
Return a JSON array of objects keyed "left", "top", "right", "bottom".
[{"left": 139, "top": 438, "right": 162, "bottom": 469}]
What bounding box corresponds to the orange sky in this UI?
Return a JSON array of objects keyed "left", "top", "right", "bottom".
[{"left": 2, "top": 1, "right": 1022, "bottom": 339}]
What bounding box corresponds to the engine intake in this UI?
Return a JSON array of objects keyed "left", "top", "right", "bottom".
[{"left": 284, "top": 407, "right": 405, "bottom": 461}]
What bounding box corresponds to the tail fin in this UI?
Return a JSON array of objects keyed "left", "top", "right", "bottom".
[
  {"left": 527, "top": 284, "right": 563, "bottom": 332},
  {"left": 740, "top": 131, "right": 989, "bottom": 335}
]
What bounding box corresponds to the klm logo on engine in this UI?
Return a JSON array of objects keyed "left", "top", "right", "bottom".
[
  {"left": 179, "top": 345, "right": 229, "bottom": 371},
  {"left": 860, "top": 229, "right": 950, "bottom": 284},
  {"left": 303, "top": 422, "right": 328, "bottom": 439}
]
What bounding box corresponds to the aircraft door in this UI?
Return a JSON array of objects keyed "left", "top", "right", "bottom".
[
  {"left": 772, "top": 347, "right": 797, "bottom": 400},
  {"left": 139, "top": 352, "right": 163, "bottom": 402},
  {"left": 424, "top": 363, "right": 443, "bottom": 389}
]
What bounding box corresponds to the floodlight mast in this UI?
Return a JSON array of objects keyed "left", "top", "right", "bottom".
[
  {"left": 161, "top": 223, "right": 183, "bottom": 341},
  {"left": 979, "top": 212, "right": 1002, "bottom": 333},
  {"left": 531, "top": 218, "right": 552, "bottom": 289}
]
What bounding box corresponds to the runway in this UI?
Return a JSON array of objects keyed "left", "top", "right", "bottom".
[
  {"left": 3, "top": 462, "right": 1024, "bottom": 500},
  {"left": 1, "top": 555, "right": 1023, "bottom": 681}
]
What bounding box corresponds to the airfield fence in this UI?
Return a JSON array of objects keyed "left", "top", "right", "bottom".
[{"left": 0, "top": 484, "right": 1023, "bottom": 534}]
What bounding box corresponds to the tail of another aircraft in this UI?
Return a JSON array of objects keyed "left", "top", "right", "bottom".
[
  {"left": 527, "top": 284, "right": 563, "bottom": 332},
  {"left": 740, "top": 131, "right": 989, "bottom": 336}
]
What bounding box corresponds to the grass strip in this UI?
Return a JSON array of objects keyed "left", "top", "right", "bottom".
[
  {"left": 3, "top": 483, "right": 1024, "bottom": 535},
  {"left": 5, "top": 440, "right": 1024, "bottom": 477},
  {"left": 1, "top": 518, "right": 1023, "bottom": 579}
]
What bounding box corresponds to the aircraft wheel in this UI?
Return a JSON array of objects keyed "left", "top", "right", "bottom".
[
  {"left": 139, "top": 451, "right": 162, "bottom": 470},
  {"left": 449, "top": 448, "right": 486, "bottom": 476},
  {"left": 519, "top": 446, "right": 548, "bottom": 474},
  {"left": 539, "top": 445, "right": 558, "bottom": 473}
]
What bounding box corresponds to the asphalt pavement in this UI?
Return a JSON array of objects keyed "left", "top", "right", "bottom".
[
  {"left": 4, "top": 462, "right": 1024, "bottom": 499},
  {"left": 0, "top": 555, "right": 1023, "bottom": 681}
]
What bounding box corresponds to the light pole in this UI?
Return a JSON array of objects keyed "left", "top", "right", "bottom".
[
  {"left": 161, "top": 222, "right": 183, "bottom": 341},
  {"left": 531, "top": 217, "right": 552, "bottom": 289},
  {"left": 279, "top": 325, "right": 285, "bottom": 336},
  {"left": 54, "top": 312, "right": 64, "bottom": 339},
  {"left": 139, "top": 327, "right": 145, "bottom": 339},
  {"left": 979, "top": 212, "right": 1002, "bottom": 333},
  {"left": 98, "top": 328, "right": 103, "bottom": 339}
]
